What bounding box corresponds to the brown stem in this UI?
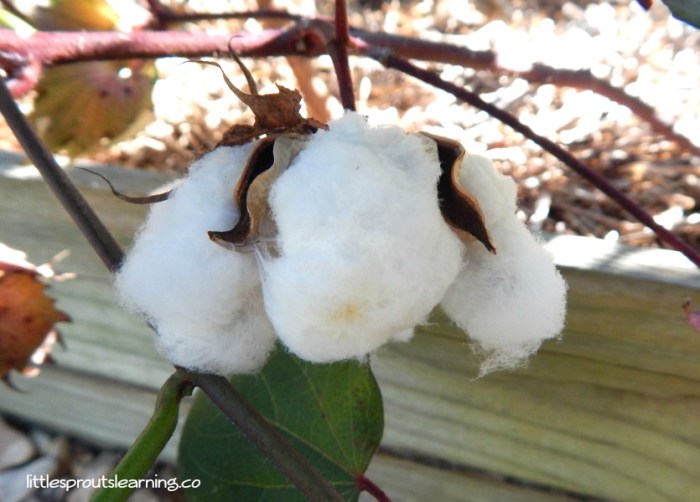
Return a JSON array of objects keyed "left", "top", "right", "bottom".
[
  {"left": 0, "top": 28, "right": 322, "bottom": 65},
  {"left": 352, "top": 30, "right": 700, "bottom": 157},
  {"left": 364, "top": 49, "right": 700, "bottom": 268},
  {"left": 0, "top": 77, "right": 124, "bottom": 270},
  {"left": 329, "top": 0, "right": 356, "bottom": 111},
  {"left": 0, "top": 21, "right": 696, "bottom": 154}
]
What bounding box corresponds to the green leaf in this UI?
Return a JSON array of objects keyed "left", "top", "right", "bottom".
[
  {"left": 660, "top": 0, "right": 700, "bottom": 28},
  {"left": 178, "top": 346, "right": 384, "bottom": 501}
]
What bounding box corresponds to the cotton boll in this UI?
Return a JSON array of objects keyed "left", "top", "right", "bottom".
[
  {"left": 458, "top": 155, "right": 518, "bottom": 226},
  {"left": 115, "top": 145, "right": 276, "bottom": 374},
  {"left": 441, "top": 220, "right": 567, "bottom": 375},
  {"left": 260, "top": 113, "right": 464, "bottom": 362}
]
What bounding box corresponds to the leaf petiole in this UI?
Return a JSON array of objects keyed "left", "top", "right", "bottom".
[{"left": 92, "top": 369, "right": 193, "bottom": 502}]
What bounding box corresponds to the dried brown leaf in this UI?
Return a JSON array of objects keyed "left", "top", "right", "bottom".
[{"left": 193, "top": 60, "right": 326, "bottom": 146}]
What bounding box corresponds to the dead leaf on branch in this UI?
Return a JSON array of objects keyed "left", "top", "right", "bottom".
[
  {"left": 193, "top": 56, "right": 327, "bottom": 146},
  {"left": 0, "top": 245, "right": 69, "bottom": 387}
]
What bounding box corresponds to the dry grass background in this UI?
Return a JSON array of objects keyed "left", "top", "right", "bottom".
[{"left": 2, "top": 0, "right": 700, "bottom": 250}]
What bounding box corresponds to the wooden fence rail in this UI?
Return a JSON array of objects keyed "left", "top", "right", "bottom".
[{"left": 1, "top": 154, "right": 698, "bottom": 501}]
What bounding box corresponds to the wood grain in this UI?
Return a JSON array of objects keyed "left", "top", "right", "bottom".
[{"left": 1, "top": 157, "right": 698, "bottom": 500}]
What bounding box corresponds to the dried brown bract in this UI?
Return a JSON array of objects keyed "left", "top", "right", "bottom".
[
  {"left": 423, "top": 133, "right": 495, "bottom": 253},
  {"left": 196, "top": 54, "right": 327, "bottom": 147}
]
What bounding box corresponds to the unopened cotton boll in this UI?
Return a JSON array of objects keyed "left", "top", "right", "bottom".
[
  {"left": 259, "top": 112, "right": 464, "bottom": 363},
  {"left": 114, "top": 145, "right": 276, "bottom": 374},
  {"left": 441, "top": 155, "right": 566, "bottom": 375}
]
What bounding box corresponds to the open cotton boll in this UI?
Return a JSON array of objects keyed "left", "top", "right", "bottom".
[
  {"left": 114, "top": 145, "right": 276, "bottom": 374},
  {"left": 259, "top": 113, "right": 464, "bottom": 362},
  {"left": 441, "top": 220, "right": 567, "bottom": 375}
]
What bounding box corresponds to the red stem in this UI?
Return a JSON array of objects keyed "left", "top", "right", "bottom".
[
  {"left": 356, "top": 474, "right": 392, "bottom": 502},
  {"left": 351, "top": 30, "right": 700, "bottom": 157},
  {"left": 329, "top": 0, "right": 356, "bottom": 111},
  {"left": 363, "top": 48, "right": 700, "bottom": 268},
  {"left": 0, "top": 29, "right": 319, "bottom": 64}
]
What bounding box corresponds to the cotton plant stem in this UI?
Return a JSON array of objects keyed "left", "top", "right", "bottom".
[
  {"left": 185, "top": 371, "right": 345, "bottom": 502},
  {"left": 0, "top": 76, "right": 345, "bottom": 499},
  {"left": 351, "top": 29, "right": 700, "bottom": 157},
  {"left": 363, "top": 49, "right": 700, "bottom": 269},
  {"left": 0, "top": 77, "right": 124, "bottom": 270},
  {"left": 357, "top": 474, "right": 392, "bottom": 502},
  {"left": 328, "top": 0, "right": 356, "bottom": 111},
  {"left": 255, "top": 0, "right": 331, "bottom": 123},
  {"left": 92, "top": 369, "right": 192, "bottom": 502},
  {"left": 2, "top": 23, "right": 698, "bottom": 157}
]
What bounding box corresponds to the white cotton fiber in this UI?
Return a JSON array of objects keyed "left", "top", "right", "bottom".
[
  {"left": 258, "top": 113, "right": 464, "bottom": 362},
  {"left": 441, "top": 155, "right": 567, "bottom": 375},
  {"left": 458, "top": 154, "right": 518, "bottom": 226},
  {"left": 114, "top": 145, "right": 276, "bottom": 374}
]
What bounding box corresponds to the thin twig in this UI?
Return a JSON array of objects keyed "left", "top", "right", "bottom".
[
  {"left": 0, "top": 77, "right": 124, "bottom": 270},
  {"left": 185, "top": 371, "right": 345, "bottom": 502},
  {"left": 328, "top": 0, "right": 356, "bottom": 111},
  {"left": 363, "top": 50, "right": 700, "bottom": 268},
  {"left": 351, "top": 29, "right": 700, "bottom": 157}
]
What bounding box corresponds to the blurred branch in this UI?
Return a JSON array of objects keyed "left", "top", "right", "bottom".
[
  {"left": 0, "top": 77, "right": 124, "bottom": 269},
  {"left": 1, "top": 12, "right": 698, "bottom": 263},
  {"left": 144, "top": 0, "right": 303, "bottom": 26},
  {"left": 0, "top": 28, "right": 320, "bottom": 65},
  {"left": 328, "top": 0, "right": 356, "bottom": 111},
  {"left": 1, "top": 17, "right": 697, "bottom": 157},
  {"left": 352, "top": 30, "right": 700, "bottom": 157},
  {"left": 362, "top": 49, "right": 700, "bottom": 268}
]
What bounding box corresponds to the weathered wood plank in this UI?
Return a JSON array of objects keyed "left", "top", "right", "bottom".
[
  {"left": 0, "top": 366, "right": 188, "bottom": 462},
  {"left": 1, "top": 157, "right": 698, "bottom": 500},
  {"left": 374, "top": 272, "right": 700, "bottom": 501},
  {"left": 0, "top": 158, "right": 173, "bottom": 387},
  {"left": 361, "top": 453, "right": 581, "bottom": 502}
]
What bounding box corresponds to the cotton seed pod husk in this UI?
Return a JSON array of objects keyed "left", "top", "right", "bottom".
[{"left": 0, "top": 245, "right": 68, "bottom": 383}]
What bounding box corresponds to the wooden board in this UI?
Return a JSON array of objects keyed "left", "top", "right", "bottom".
[{"left": 1, "top": 156, "right": 698, "bottom": 500}]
